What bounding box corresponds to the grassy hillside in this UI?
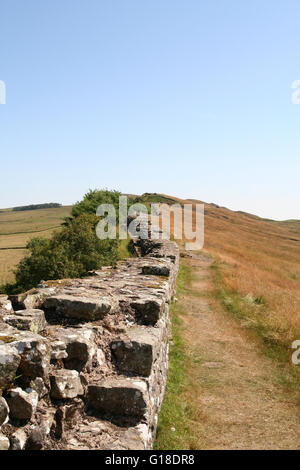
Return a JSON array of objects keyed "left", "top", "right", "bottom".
[
  {"left": 158, "top": 194, "right": 300, "bottom": 364},
  {"left": 131, "top": 192, "right": 300, "bottom": 355},
  {"left": 279, "top": 219, "right": 300, "bottom": 235},
  {"left": 151, "top": 195, "right": 300, "bottom": 449},
  {"left": 0, "top": 206, "right": 72, "bottom": 284}
]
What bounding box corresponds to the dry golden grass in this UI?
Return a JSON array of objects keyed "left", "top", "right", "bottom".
[
  {"left": 162, "top": 196, "right": 300, "bottom": 356},
  {"left": 0, "top": 206, "right": 72, "bottom": 284},
  {"left": 0, "top": 249, "right": 28, "bottom": 284},
  {"left": 175, "top": 255, "right": 300, "bottom": 449},
  {"left": 202, "top": 204, "right": 300, "bottom": 350},
  {"left": 157, "top": 199, "right": 300, "bottom": 449},
  {"left": 0, "top": 206, "right": 72, "bottom": 235}
]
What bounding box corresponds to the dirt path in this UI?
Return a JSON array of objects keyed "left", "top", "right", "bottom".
[{"left": 180, "top": 252, "right": 300, "bottom": 450}]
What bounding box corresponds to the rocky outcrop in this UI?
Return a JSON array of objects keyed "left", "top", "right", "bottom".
[{"left": 0, "top": 222, "right": 179, "bottom": 450}]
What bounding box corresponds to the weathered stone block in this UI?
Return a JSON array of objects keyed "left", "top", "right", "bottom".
[
  {"left": 10, "top": 429, "right": 27, "bottom": 450},
  {"left": 43, "top": 294, "right": 116, "bottom": 321},
  {"left": 111, "top": 327, "right": 161, "bottom": 376},
  {"left": 130, "top": 298, "right": 164, "bottom": 325},
  {"left": 142, "top": 263, "right": 170, "bottom": 277},
  {"left": 50, "top": 340, "right": 68, "bottom": 361},
  {"left": 3, "top": 309, "right": 46, "bottom": 334},
  {"left": 7, "top": 387, "right": 38, "bottom": 420},
  {"left": 0, "top": 396, "right": 9, "bottom": 426},
  {"left": 0, "top": 343, "right": 21, "bottom": 389},
  {"left": 87, "top": 379, "right": 148, "bottom": 420},
  {"left": 0, "top": 295, "right": 13, "bottom": 313},
  {"left": 9, "top": 292, "right": 41, "bottom": 311},
  {"left": 52, "top": 327, "right": 96, "bottom": 371},
  {"left": 50, "top": 369, "right": 84, "bottom": 399},
  {"left": 30, "top": 377, "right": 48, "bottom": 398},
  {"left": 25, "top": 427, "right": 44, "bottom": 450},
  {"left": 39, "top": 408, "right": 56, "bottom": 437},
  {"left": 10, "top": 331, "right": 51, "bottom": 381}
]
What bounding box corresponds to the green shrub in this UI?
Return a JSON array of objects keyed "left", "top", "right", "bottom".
[
  {"left": 3, "top": 190, "right": 123, "bottom": 294},
  {"left": 71, "top": 189, "right": 122, "bottom": 219}
]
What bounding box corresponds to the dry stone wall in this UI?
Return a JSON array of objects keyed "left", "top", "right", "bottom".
[{"left": 0, "top": 225, "right": 179, "bottom": 450}]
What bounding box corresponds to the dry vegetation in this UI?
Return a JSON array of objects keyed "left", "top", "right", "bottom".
[
  {"left": 157, "top": 254, "right": 300, "bottom": 449},
  {"left": 202, "top": 202, "right": 300, "bottom": 358},
  {"left": 156, "top": 195, "right": 300, "bottom": 449},
  {"left": 0, "top": 206, "right": 72, "bottom": 284},
  {"left": 160, "top": 194, "right": 300, "bottom": 369}
]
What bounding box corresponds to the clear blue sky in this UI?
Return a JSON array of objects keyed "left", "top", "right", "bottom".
[{"left": 1, "top": 0, "right": 300, "bottom": 220}]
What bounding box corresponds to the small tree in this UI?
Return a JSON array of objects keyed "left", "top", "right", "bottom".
[
  {"left": 71, "top": 189, "right": 121, "bottom": 219},
  {"left": 5, "top": 195, "right": 121, "bottom": 293}
]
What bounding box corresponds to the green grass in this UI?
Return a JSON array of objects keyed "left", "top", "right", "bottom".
[
  {"left": 118, "top": 238, "right": 136, "bottom": 259},
  {"left": 154, "top": 263, "right": 201, "bottom": 450}
]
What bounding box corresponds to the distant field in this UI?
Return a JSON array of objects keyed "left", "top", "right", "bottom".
[{"left": 0, "top": 206, "right": 72, "bottom": 284}]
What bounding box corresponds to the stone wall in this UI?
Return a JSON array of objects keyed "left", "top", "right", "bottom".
[{"left": 0, "top": 228, "right": 179, "bottom": 450}]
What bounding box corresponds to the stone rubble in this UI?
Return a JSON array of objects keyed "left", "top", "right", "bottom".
[{"left": 0, "top": 219, "right": 179, "bottom": 450}]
